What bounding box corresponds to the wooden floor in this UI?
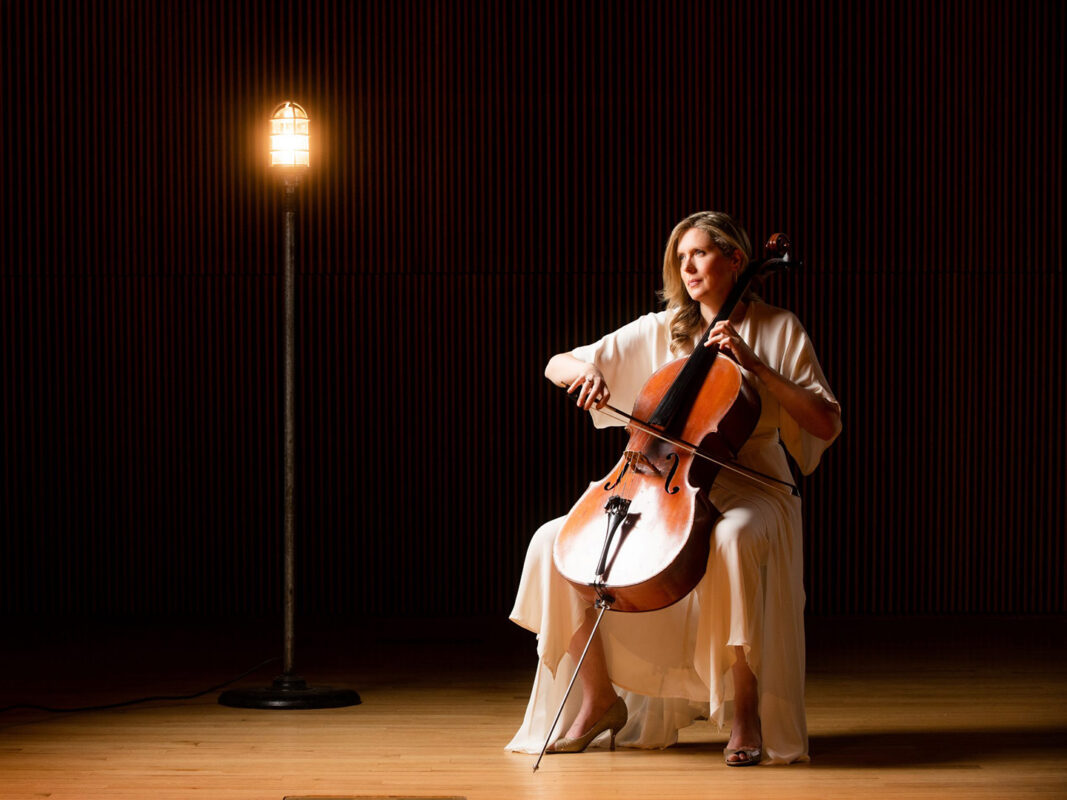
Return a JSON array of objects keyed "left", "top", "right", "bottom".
[{"left": 1, "top": 615, "right": 1065, "bottom": 799}]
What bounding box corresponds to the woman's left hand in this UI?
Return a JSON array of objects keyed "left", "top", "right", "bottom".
[{"left": 705, "top": 321, "right": 763, "bottom": 373}]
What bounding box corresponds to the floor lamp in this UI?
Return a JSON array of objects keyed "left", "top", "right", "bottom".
[{"left": 219, "top": 101, "right": 361, "bottom": 710}]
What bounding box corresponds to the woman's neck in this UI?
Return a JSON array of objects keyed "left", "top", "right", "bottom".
[{"left": 700, "top": 299, "right": 748, "bottom": 328}]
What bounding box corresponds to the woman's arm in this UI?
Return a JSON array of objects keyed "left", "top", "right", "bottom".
[
  {"left": 706, "top": 321, "right": 842, "bottom": 441},
  {"left": 748, "top": 362, "right": 842, "bottom": 441},
  {"left": 544, "top": 353, "right": 611, "bottom": 411}
]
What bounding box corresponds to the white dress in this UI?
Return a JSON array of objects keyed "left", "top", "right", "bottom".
[{"left": 507, "top": 300, "right": 840, "bottom": 765}]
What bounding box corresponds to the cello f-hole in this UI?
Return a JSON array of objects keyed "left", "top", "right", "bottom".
[
  {"left": 663, "top": 452, "right": 681, "bottom": 495},
  {"left": 604, "top": 457, "right": 631, "bottom": 491}
]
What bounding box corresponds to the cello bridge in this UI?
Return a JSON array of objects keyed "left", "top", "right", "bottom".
[{"left": 624, "top": 450, "right": 661, "bottom": 476}]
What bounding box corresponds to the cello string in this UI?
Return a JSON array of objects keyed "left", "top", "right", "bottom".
[
  {"left": 600, "top": 404, "right": 797, "bottom": 495},
  {"left": 573, "top": 381, "right": 792, "bottom": 493}
]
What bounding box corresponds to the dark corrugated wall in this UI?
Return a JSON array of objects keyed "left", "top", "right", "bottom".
[{"left": 1, "top": 0, "right": 1063, "bottom": 616}]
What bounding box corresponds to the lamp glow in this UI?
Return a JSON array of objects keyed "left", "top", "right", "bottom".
[{"left": 270, "top": 102, "right": 310, "bottom": 168}]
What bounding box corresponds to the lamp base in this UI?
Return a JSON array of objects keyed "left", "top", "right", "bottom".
[{"left": 218, "top": 674, "right": 361, "bottom": 710}]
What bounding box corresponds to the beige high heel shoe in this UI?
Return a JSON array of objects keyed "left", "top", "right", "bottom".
[{"left": 547, "top": 696, "right": 628, "bottom": 753}]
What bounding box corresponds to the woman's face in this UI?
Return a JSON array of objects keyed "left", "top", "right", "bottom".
[{"left": 677, "top": 227, "right": 740, "bottom": 307}]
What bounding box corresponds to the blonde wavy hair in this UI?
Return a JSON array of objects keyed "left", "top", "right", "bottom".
[{"left": 659, "top": 211, "right": 754, "bottom": 356}]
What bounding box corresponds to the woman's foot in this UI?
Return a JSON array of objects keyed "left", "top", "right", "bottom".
[
  {"left": 724, "top": 719, "right": 762, "bottom": 766},
  {"left": 723, "top": 744, "right": 762, "bottom": 766},
  {"left": 548, "top": 695, "right": 628, "bottom": 753},
  {"left": 562, "top": 692, "right": 620, "bottom": 740},
  {"left": 725, "top": 646, "right": 762, "bottom": 766}
]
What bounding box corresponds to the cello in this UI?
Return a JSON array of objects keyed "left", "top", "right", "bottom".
[{"left": 533, "top": 233, "right": 798, "bottom": 770}]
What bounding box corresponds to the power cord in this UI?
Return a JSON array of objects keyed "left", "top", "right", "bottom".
[{"left": 0, "top": 656, "right": 280, "bottom": 713}]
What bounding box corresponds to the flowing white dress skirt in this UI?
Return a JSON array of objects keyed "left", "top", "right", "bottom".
[{"left": 506, "top": 437, "right": 810, "bottom": 765}]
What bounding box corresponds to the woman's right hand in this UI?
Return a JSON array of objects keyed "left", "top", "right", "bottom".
[
  {"left": 544, "top": 353, "right": 611, "bottom": 411},
  {"left": 566, "top": 367, "right": 610, "bottom": 411}
]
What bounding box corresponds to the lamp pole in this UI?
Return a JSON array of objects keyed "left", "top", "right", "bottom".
[
  {"left": 219, "top": 102, "right": 360, "bottom": 710},
  {"left": 282, "top": 174, "right": 297, "bottom": 681}
]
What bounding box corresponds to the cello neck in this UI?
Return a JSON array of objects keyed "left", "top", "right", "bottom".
[
  {"left": 646, "top": 263, "right": 753, "bottom": 434},
  {"left": 648, "top": 236, "right": 796, "bottom": 434}
]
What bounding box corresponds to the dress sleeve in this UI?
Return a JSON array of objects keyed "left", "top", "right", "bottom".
[
  {"left": 772, "top": 313, "right": 841, "bottom": 475},
  {"left": 570, "top": 312, "right": 670, "bottom": 430}
]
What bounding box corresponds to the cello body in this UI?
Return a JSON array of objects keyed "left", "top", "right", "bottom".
[{"left": 552, "top": 352, "right": 761, "bottom": 612}]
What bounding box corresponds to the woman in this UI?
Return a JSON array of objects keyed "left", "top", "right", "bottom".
[{"left": 507, "top": 211, "right": 841, "bottom": 766}]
